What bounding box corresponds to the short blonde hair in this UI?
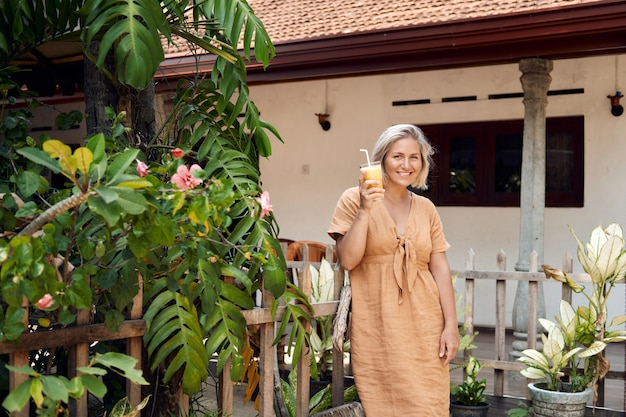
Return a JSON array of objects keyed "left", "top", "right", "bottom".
[{"left": 370, "top": 124, "right": 434, "bottom": 190}]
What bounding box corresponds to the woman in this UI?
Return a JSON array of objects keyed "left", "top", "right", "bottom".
[{"left": 328, "top": 124, "right": 459, "bottom": 416}]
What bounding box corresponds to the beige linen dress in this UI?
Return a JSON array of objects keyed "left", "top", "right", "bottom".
[{"left": 328, "top": 187, "right": 451, "bottom": 417}]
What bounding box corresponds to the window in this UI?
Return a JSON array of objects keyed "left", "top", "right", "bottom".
[{"left": 416, "top": 116, "right": 584, "bottom": 207}]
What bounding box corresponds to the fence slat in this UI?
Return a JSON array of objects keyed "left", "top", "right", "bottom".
[
  {"left": 296, "top": 249, "right": 312, "bottom": 417},
  {"left": 218, "top": 356, "right": 233, "bottom": 417},
  {"left": 10, "top": 297, "right": 29, "bottom": 417},
  {"left": 69, "top": 308, "right": 90, "bottom": 417},
  {"left": 332, "top": 258, "right": 346, "bottom": 408},
  {"left": 126, "top": 272, "right": 144, "bottom": 408},
  {"left": 259, "top": 287, "right": 276, "bottom": 416},
  {"left": 494, "top": 250, "right": 507, "bottom": 396},
  {"left": 10, "top": 351, "right": 29, "bottom": 417}
]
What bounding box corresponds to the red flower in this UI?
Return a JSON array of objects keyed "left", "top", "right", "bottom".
[{"left": 171, "top": 148, "right": 184, "bottom": 159}]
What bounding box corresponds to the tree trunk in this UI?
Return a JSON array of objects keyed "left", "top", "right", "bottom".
[
  {"left": 83, "top": 42, "right": 117, "bottom": 138},
  {"left": 83, "top": 42, "right": 156, "bottom": 159}
]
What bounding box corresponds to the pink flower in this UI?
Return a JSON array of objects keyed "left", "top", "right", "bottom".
[
  {"left": 35, "top": 294, "right": 54, "bottom": 309},
  {"left": 171, "top": 164, "right": 203, "bottom": 190},
  {"left": 256, "top": 191, "right": 273, "bottom": 218},
  {"left": 171, "top": 148, "right": 184, "bottom": 159},
  {"left": 136, "top": 160, "right": 149, "bottom": 177}
]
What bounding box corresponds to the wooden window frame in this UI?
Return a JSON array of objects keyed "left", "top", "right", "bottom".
[{"left": 417, "top": 116, "right": 584, "bottom": 207}]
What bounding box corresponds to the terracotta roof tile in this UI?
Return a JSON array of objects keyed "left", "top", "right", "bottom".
[
  {"left": 163, "top": 0, "right": 603, "bottom": 56},
  {"left": 248, "top": 0, "right": 604, "bottom": 42}
]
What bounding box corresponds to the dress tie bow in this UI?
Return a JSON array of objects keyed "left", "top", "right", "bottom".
[{"left": 393, "top": 236, "right": 418, "bottom": 304}]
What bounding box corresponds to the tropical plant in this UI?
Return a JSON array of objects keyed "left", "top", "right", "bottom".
[
  {"left": 0, "top": 0, "right": 320, "bottom": 412},
  {"left": 0, "top": 0, "right": 316, "bottom": 414},
  {"left": 0, "top": 104, "right": 313, "bottom": 412},
  {"left": 451, "top": 355, "right": 487, "bottom": 407},
  {"left": 279, "top": 369, "right": 358, "bottom": 417},
  {"left": 2, "top": 352, "right": 148, "bottom": 417},
  {"left": 518, "top": 223, "right": 626, "bottom": 400},
  {"left": 107, "top": 396, "right": 152, "bottom": 417},
  {"left": 0, "top": 0, "right": 276, "bottom": 154},
  {"left": 308, "top": 257, "right": 346, "bottom": 381},
  {"left": 518, "top": 300, "right": 587, "bottom": 391}
]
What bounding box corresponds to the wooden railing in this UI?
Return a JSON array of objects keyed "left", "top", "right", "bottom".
[
  {"left": 218, "top": 243, "right": 345, "bottom": 417},
  {"left": 454, "top": 249, "right": 624, "bottom": 408},
  {"left": 1, "top": 273, "right": 145, "bottom": 417},
  {"left": 216, "top": 247, "right": 625, "bottom": 416}
]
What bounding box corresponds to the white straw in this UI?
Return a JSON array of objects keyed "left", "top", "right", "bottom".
[{"left": 360, "top": 148, "right": 371, "bottom": 166}]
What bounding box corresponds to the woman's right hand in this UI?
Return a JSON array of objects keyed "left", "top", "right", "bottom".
[{"left": 359, "top": 171, "right": 384, "bottom": 210}]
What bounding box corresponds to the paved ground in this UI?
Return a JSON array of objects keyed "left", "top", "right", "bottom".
[{"left": 193, "top": 373, "right": 258, "bottom": 417}]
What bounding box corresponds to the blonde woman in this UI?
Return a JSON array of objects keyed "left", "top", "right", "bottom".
[{"left": 328, "top": 124, "right": 459, "bottom": 416}]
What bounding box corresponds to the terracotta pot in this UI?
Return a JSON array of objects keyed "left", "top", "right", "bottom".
[
  {"left": 527, "top": 382, "right": 593, "bottom": 417},
  {"left": 450, "top": 400, "right": 490, "bottom": 417}
]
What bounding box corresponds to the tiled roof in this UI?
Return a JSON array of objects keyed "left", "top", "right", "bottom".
[
  {"left": 163, "top": 0, "right": 604, "bottom": 56},
  {"left": 247, "top": 0, "right": 603, "bottom": 43}
]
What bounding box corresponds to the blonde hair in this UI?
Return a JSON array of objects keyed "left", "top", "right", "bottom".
[{"left": 370, "top": 124, "right": 433, "bottom": 190}]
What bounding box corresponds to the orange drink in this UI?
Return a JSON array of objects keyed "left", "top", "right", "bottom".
[{"left": 360, "top": 161, "right": 383, "bottom": 189}]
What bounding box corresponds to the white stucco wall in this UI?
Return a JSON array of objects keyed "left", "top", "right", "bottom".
[
  {"left": 23, "top": 54, "right": 625, "bottom": 328},
  {"left": 253, "top": 55, "right": 626, "bottom": 326}
]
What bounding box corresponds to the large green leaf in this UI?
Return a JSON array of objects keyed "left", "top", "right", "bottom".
[
  {"left": 92, "top": 352, "right": 148, "bottom": 385},
  {"left": 1, "top": 379, "right": 32, "bottom": 412},
  {"left": 143, "top": 291, "right": 208, "bottom": 395},
  {"left": 40, "top": 375, "right": 69, "bottom": 403},
  {"left": 264, "top": 251, "right": 286, "bottom": 297},
  {"left": 110, "top": 186, "right": 148, "bottom": 214},
  {"left": 81, "top": 0, "right": 169, "bottom": 89},
  {"left": 106, "top": 148, "right": 140, "bottom": 186},
  {"left": 15, "top": 170, "right": 41, "bottom": 197},
  {"left": 16, "top": 147, "right": 62, "bottom": 174},
  {"left": 87, "top": 194, "right": 120, "bottom": 226},
  {"left": 200, "top": 0, "right": 274, "bottom": 67}
]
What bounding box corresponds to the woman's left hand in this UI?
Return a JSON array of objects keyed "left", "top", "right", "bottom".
[{"left": 439, "top": 326, "right": 460, "bottom": 366}]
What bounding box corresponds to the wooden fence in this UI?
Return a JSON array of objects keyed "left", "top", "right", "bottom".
[
  {"left": 0, "top": 273, "right": 145, "bottom": 417},
  {"left": 456, "top": 249, "right": 624, "bottom": 407},
  {"left": 2, "top": 245, "right": 624, "bottom": 417}
]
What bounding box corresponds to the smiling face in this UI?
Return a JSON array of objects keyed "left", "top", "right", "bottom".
[{"left": 382, "top": 137, "right": 423, "bottom": 188}]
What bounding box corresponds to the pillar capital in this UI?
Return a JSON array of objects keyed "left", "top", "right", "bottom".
[
  {"left": 519, "top": 58, "right": 553, "bottom": 75},
  {"left": 519, "top": 58, "right": 553, "bottom": 102}
]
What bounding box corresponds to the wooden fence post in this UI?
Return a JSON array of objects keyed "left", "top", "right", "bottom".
[
  {"left": 259, "top": 287, "right": 276, "bottom": 416},
  {"left": 10, "top": 297, "right": 30, "bottom": 417},
  {"left": 331, "top": 249, "right": 346, "bottom": 408},
  {"left": 296, "top": 247, "right": 312, "bottom": 417},
  {"left": 493, "top": 249, "right": 507, "bottom": 396},
  {"left": 218, "top": 356, "right": 233, "bottom": 417},
  {"left": 126, "top": 272, "right": 144, "bottom": 407}
]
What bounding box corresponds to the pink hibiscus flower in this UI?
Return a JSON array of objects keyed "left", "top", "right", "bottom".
[
  {"left": 136, "top": 160, "right": 149, "bottom": 177},
  {"left": 35, "top": 294, "right": 54, "bottom": 309},
  {"left": 171, "top": 164, "right": 203, "bottom": 190},
  {"left": 256, "top": 191, "right": 273, "bottom": 218}
]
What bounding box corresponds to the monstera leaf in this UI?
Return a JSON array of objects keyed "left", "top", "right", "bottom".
[{"left": 143, "top": 289, "right": 209, "bottom": 394}]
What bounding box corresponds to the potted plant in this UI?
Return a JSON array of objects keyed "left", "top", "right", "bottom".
[
  {"left": 308, "top": 258, "right": 352, "bottom": 391},
  {"left": 450, "top": 355, "right": 490, "bottom": 417},
  {"left": 518, "top": 223, "right": 626, "bottom": 417}
]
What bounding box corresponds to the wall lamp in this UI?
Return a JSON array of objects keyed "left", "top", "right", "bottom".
[
  {"left": 607, "top": 91, "right": 623, "bottom": 117},
  {"left": 315, "top": 113, "right": 331, "bottom": 131}
]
